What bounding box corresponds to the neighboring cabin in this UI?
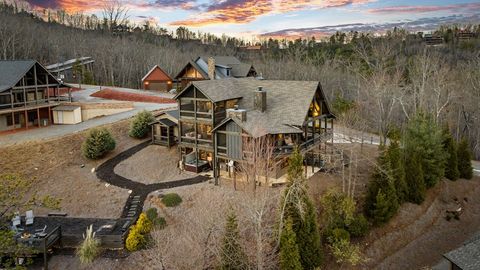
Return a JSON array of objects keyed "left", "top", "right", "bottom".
[
  {"left": 174, "top": 56, "right": 257, "bottom": 89},
  {"left": 141, "top": 65, "right": 173, "bottom": 92},
  {"left": 173, "top": 77, "right": 334, "bottom": 181},
  {"left": 0, "top": 60, "right": 72, "bottom": 132},
  {"left": 46, "top": 57, "right": 94, "bottom": 82}
]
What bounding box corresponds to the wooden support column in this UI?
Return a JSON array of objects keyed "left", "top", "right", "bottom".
[
  {"left": 34, "top": 64, "right": 39, "bottom": 105},
  {"left": 37, "top": 108, "right": 41, "bottom": 127},
  {"left": 46, "top": 74, "right": 50, "bottom": 101},
  {"left": 11, "top": 112, "right": 15, "bottom": 128},
  {"left": 48, "top": 107, "right": 52, "bottom": 125},
  {"left": 22, "top": 78, "right": 26, "bottom": 107},
  {"left": 24, "top": 110, "right": 28, "bottom": 129}
]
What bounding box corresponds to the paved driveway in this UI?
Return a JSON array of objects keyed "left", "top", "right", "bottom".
[
  {"left": 0, "top": 85, "right": 176, "bottom": 146},
  {"left": 472, "top": 160, "right": 480, "bottom": 176}
]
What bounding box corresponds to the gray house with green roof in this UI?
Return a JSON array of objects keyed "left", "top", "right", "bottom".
[
  {"left": 0, "top": 60, "right": 70, "bottom": 132},
  {"left": 173, "top": 77, "right": 334, "bottom": 182}
]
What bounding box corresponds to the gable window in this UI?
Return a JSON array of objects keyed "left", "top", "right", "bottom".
[{"left": 226, "top": 69, "right": 231, "bottom": 77}]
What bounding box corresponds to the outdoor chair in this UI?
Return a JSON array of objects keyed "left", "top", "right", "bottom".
[
  {"left": 35, "top": 225, "right": 47, "bottom": 234},
  {"left": 12, "top": 215, "right": 21, "bottom": 227},
  {"left": 25, "top": 210, "right": 34, "bottom": 226}
]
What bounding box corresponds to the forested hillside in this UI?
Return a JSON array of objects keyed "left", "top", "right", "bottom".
[{"left": 1, "top": 3, "right": 479, "bottom": 158}]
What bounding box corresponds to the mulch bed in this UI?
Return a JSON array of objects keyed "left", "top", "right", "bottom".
[{"left": 91, "top": 89, "right": 176, "bottom": 104}]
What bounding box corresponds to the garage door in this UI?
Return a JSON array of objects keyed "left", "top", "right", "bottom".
[{"left": 149, "top": 82, "right": 168, "bottom": 91}]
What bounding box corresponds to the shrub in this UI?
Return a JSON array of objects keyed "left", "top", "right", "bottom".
[
  {"left": 146, "top": 208, "right": 158, "bottom": 221},
  {"left": 145, "top": 208, "right": 167, "bottom": 229},
  {"left": 153, "top": 216, "right": 167, "bottom": 229},
  {"left": 347, "top": 214, "right": 369, "bottom": 237},
  {"left": 136, "top": 213, "right": 153, "bottom": 234},
  {"left": 125, "top": 226, "right": 145, "bottom": 252},
  {"left": 457, "top": 138, "right": 473, "bottom": 179},
  {"left": 329, "top": 228, "right": 350, "bottom": 243},
  {"left": 161, "top": 193, "right": 182, "bottom": 207},
  {"left": 76, "top": 225, "right": 101, "bottom": 264},
  {"left": 82, "top": 128, "right": 116, "bottom": 159},
  {"left": 129, "top": 110, "right": 155, "bottom": 138}
]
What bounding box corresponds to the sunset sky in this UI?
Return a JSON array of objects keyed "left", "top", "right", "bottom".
[{"left": 26, "top": 0, "right": 480, "bottom": 38}]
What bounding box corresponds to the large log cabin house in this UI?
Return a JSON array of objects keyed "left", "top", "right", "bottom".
[
  {"left": 173, "top": 77, "right": 335, "bottom": 183},
  {"left": 0, "top": 60, "right": 71, "bottom": 132}
]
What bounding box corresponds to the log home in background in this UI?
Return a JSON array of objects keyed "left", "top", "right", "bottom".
[
  {"left": 141, "top": 65, "right": 173, "bottom": 92},
  {"left": 0, "top": 60, "right": 72, "bottom": 132},
  {"left": 174, "top": 56, "right": 257, "bottom": 90},
  {"left": 173, "top": 77, "right": 335, "bottom": 183},
  {"left": 46, "top": 57, "right": 94, "bottom": 83}
]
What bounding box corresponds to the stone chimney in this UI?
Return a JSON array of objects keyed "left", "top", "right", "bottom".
[
  {"left": 227, "top": 105, "right": 247, "bottom": 122},
  {"left": 254, "top": 86, "right": 266, "bottom": 112},
  {"left": 207, "top": 57, "right": 215, "bottom": 80}
]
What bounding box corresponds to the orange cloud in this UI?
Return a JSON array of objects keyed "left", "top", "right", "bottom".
[
  {"left": 170, "top": 0, "right": 375, "bottom": 27},
  {"left": 27, "top": 0, "right": 106, "bottom": 13}
]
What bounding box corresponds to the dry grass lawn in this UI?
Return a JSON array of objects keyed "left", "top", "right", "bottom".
[{"left": 114, "top": 145, "right": 194, "bottom": 184}]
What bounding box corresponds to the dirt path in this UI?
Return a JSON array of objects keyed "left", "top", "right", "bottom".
[{"left": 95, "top": 141, "right": 210, "bottom": 218}]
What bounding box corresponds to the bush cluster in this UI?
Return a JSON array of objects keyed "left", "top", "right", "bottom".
[
  {"left": 129, "top": 110, "right": 155, "bottom": 139},
  {"left": 125, "top": 213, "right": 152, "bottom": 252},
  {"left": 161, "top": 193, "right": 182, "bottom": 207},
  {"left": 146, "top": 207, "right": 167, "bottom": 229},
  {"left": 82, "top": 128, "right": 116, "bottom": 159}
]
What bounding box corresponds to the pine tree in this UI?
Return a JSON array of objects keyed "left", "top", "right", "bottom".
[
  {"left": 220, "top": 212, "right": 248, "bottom": 270},
  {"left": 386, "top": 141, "right": 408, "bottom": 202},
  {"left": 280, "top": 218, "right": 302, "bottom": 270},
  {"left": 365, "top": 147, "right": 399, "bottom": 221},
  {"left": 443, "top": 128, "right": 460, "bottom": 181},
  {"left": 405, "top": 152, "right": 426, "bottom": 204},
  {"left": 296, "top": 197, "right": 323, "bottom": 269},
  {"left": 403, "top": 113, "right": 447, "bottom": 188},
  {"left": 372, "top": 189, "right": 394, "bottom": 224},
  {"left": 457, "top": 138, "right": 474, "bottom": 180},
  {"left": 281, "top": 149, "right": 323, "bottom": 269}
]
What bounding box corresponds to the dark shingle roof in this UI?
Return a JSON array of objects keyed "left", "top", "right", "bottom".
[
  {"left": 198, "top": 56, "right": 254, "bottom": 78},
  {"left": 158, "top": 118, "right": 177, "bottom": 127},
  {"left": 444, "top": 233, "right": 480, "bottom": 270},
  {"left": 165, "top": 109, "right": 179, "bottom": 120},
  {"left": 181, "top": 78, "right": 332, "bottom": 137},
  {"left": 0, "top": 60, "right": 36, "bottom": 92}
]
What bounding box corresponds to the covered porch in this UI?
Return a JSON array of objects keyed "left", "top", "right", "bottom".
[{"left": 151, "top": 118, "right": 177, "bottom": 147}]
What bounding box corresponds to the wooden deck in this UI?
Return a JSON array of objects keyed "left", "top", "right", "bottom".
[{"left": 15, "top": 216, "right": 132, "bottom": 249}]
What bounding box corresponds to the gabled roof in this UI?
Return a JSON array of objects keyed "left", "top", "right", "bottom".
[
  {"left": 142, "top": 65, "right": 172, "bottom": 82},
  {"left": 174, "top": 60, "right": 209, "bottom": 80},
  {"left": 0, "top": 60, "right": 37, "bottom": 92},
  {"left": 198, "top": 56, "right": 255, "bottom": 78},
  {"left": 176, "top": 78, "right": 333, "bottom": 138},
  {"left": 46, "top": 57, "right": 94, "bottom": 73}
]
